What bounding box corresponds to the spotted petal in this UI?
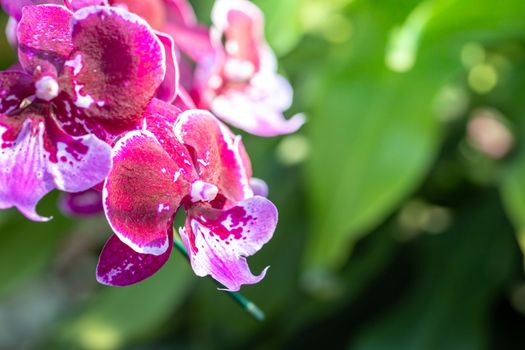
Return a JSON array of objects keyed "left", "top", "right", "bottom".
[
  {"left": 0, "top": 71, "right": 34, "bottom": 115},
  {"left": 174, "top": 109, "right": 253, "bottom": 204},
  {"left": 96, "top": 233, "right": 172, "bottom": 286},
  {"left": 61, "top": 6, "right": 166, "bottom": 133},
  {"left": 179, "top": 196, "right": 277, "bottom": 291},
  {"left": 103, "top": 129, "right": 191, "bottom": 255},
  {"left": 17, "top": 5, "right": 74, "bottom": 74},
  {"left": 0, "top": 0, "right": 62, "bottom": 21},
  {"left": 0, "top": 111, "right": 112, "bottom": 221}
]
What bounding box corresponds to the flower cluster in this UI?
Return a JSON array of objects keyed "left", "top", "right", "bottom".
[{"left": 0, "top": 0, "right": 302, "bottom": 291}]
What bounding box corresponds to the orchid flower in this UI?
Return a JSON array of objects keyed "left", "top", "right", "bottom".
[
  {"left": 0, "top": 4, "right": 169, "bottom": 220},
  {"left": 97, "top": 101, "right": 277, "bottom": 291},
  {"left": 62, "top": 0, "right": 304, "bottom": 137},
  {"left": 191, "top": 0, "right": 305, "bottom": 137}
]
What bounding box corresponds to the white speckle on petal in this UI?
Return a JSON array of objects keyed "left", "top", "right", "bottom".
[
  {"left": 73, "top": 84, "right": 95, "bottom": 108},
  {"left": 64, "top": 54, "right": 83, "bottom": 76},
  {"left": 173, "top": 169, "right": 182, "bottom": 182}
]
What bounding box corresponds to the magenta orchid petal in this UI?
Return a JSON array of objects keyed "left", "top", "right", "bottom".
[
  {"left": 96, "top": 233, "right": 172, "bottom": 286},
  {"left": 174, "top": 109, "right": 253, "bottom": 204},
  {"left": 164, "top": 0, "right": 197, "bottom": 26},
  {"left": 155, "top": 31, "right": 179, "bottom": 104},
  {"left": 143, "top": 99, "right": 198, "bottom": 178},
  {"left": 180, "top": 196, "right": 278, "bottom": 291},
  {"left": 173, "top": 87, "right": 196, "bottom": 110},
  {"left": 164, "top": 23, "right": 214, "bottom": 62},
  {"left": 64, "top": 0, "right": 105, "bottom": 11},
  {"left": 110, "top": 0, "right": 167, "bottom": 30},
  {"left": 0, "top": 0, "right": 63, "bottom": 21},
  {"left": 0, "top": 71, "right": 34, "bottom": 114},
  {"left": 191, "top": 0, "right": 305, "bottom": 137},
  {"left": 103, "top": 129, "right": 190, "bottom": 255},
  {"left": 59, "top": 189, "right": 103, "bottom": 216},
  {"left": 17, "top": 5, "right": 74, "bottom": 74},
  {"left": 0, "top": 117, "right": 54, "bottom": 221},
  {"left": 211, "top": 0, "right": 263, "bottom": 68},
  {"left": 249, "top": 178, "right": 269, "bottom": 197},
  {"left": 97, "top": 234, "right": 173, "bottom": 287},
  {"left": 61, "top": 6, "right": 166, "bottom": 133},
  {"left": 0, "top": 112, "right": 112, "bottom": 221},
  {"left": 211, "top": 89, "right": 306, "bottom": 137},
  {"left": 5, "top": 17, "right": 18, "bottom": 48}
]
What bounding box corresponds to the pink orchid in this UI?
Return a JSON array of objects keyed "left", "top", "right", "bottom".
[
  {"left": 0, "top": 4, "right": 169, "bottom": 220},
  {"left": 191, "top": 0, "right": 305, "bottom": 137},
  {"left": 97, "top": 101, "right": 278, "bottom": 291},
  {"left": 61, "top": 0, "right": 304, "bottom": 137}
]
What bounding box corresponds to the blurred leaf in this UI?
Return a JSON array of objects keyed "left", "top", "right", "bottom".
[
  {"left": 252, "top": 0, "right": 304, "bottom": 56},
  {"left": 501, "top": 157, "right": 525, "bottom": 268},
  {"left": 350, "top": 194, "right": 518, "bottom": 350},
  {"left": 0, "top": 195, "right": 73, "bottom": 298},
  {"left": 56, "top": 252, "right": 193, "bottom": 350},
  {"left": 304, "top": 0, "right": 525, "bottom": 273},
  {"left": 0, "top": 13, "right": 16, "bottom": 70},
  {"left": 304, "top": 7, "right": 445, "bottom": 272}
]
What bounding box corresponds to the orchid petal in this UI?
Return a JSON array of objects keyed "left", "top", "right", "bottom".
[
  {"left": 5, "top": 17, "right": 17, "bottom": 48},
  {"left": 155, "top": 31, "right": 179, "bottom": 104},
  {"left": 110, "top": 0, "right": 167, "bottom": 30},
  {"left": 173, "top": 86, "right": 196, "bottom": 110},
  {"left": 212, "top": 0, "right": 263, "bottom": 68},
  {"left": 64, "top": 0, "right": 105, "bottom": 11},
  {"left": 62, "top": 6, "right": 166, "bottom": 133},
  {"left": 164, "top": 0, "right": 197, "bottom": 26},
  {"left": 17, "top": 5, "right": 74, "bottom": 74},
  {"left": 96, "top": 233, "right": 172, "bottom": 286},
  {"left": 143, "top": 99, "right": 198, "bottom": 178},
  {"left": 211, "top": 86, "right": 305, "bottom": 137},
  {"left": 164, "top": 23, "right": 214, "bottom": 62},
  {"left": 0, "top": 71, "right": 34, "bottom": 115},
  {"left": 249, "top": 178, "right": 268, "bottom": 197},
  {"left": 59, "top": 189, "right": 103, "bottom": 217},
  {"left": 179, "top": 196, "right": 278, "bottom": 291},
  {"left": 103, "top": 129, "right": 190, "bottom": 255},
  {"left": 174, "top": 109, "right": 253, "bottom": 204},
  {"left": 0, "top": 0, "right": 62, "bottom": 21},
  {"left": 0, "top": 113, "right": 112, "bottom": 221}
]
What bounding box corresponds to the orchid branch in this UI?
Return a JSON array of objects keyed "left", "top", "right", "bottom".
[{"left": 172, "top": 237, "right": 266, "bottom": 322}]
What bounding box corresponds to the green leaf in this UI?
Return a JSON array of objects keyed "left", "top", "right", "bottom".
[
  {"left": 252, "top": 0, "right": 305, "bottom": 56},
  {"left": 304, "top": 0, "right": 525, "bottom": 273},
  {"left": 501, "top": 157, "right": 525, "bottom": 268},
  {"left": 349, "top": 195, "right": 518, "bottom": 350},
  {"left": 56, "top": 252, "right": 193, "bottom": 350},
  {"left": 0, "top": 195, "right": 73, "bottom": 297}
]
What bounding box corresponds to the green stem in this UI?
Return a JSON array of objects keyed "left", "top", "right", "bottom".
[{"left": 172, "top": 237, "right": 266, "bottom": 321}]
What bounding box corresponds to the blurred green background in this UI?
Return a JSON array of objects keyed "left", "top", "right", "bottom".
[{"left": 2, "top": 0, "right": 525, "bottom": 349}]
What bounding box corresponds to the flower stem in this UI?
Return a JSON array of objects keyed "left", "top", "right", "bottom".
[{"left": 172, "top": 237, "right": 266, "bottom": 321}]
